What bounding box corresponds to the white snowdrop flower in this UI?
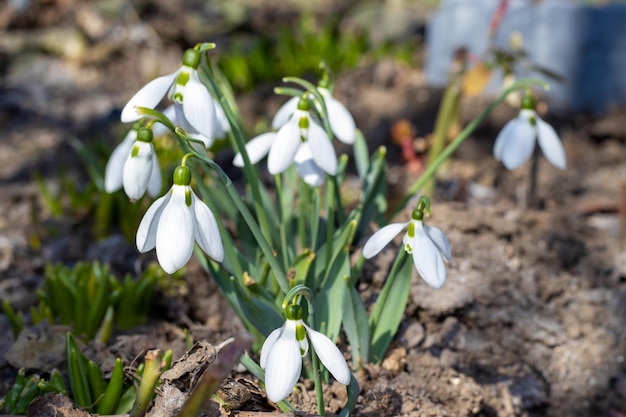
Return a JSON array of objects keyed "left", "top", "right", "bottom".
[
  {"left": 233, "top": 98, "right": 337, "bottom": 183},
  {"left": 493, "top": 94, "right": 566, "bottom": 170},
  {"left": 136, "top": 165, "right": 223, "bottom": 274},
  {"left": 317, "top": 86, "right": 356, "bottom": 145},
  {"left": 122, "top": 128, "right": 158, "bottom": 201},
  {"left": 105, "top": 127, "right": 163, "bottom": 199},
  {"left": 121, "top": 48, "right": 218, "bottom": 142},
  {"left": 260, "top": 305, "right": 350, "bottom": 403},
  {"left": 363, "top": 199, "right": 451, "bottom": 288},
  {"left": 272, "top": 87, "right": 356, "bottom": 145}
]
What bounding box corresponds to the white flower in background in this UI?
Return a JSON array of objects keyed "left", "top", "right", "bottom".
[
  {"left": 121, "top": 48, "right": 218, "bottom": 143},
  {"left": 272, "top": 86, "right": 356, "bottom": 145},
  {"left": 105, "top": 126, "right": 164, "bottom": 200},
  {"left": 136, "top": 165, "right": 223, "bottom": 274},
  {"left": 260, "top": 305, "right": 350, "bottom": 403},
  {"left": 363, "top": 201, "right": 451, "bottom": 288},
  {"left": 493, "top": 94, "right": 566, "bottom": 170},
  {"left": 233, "top": 98, "right": 337, "bottom": 184},
  {"left": 122, "top": 128, "right": 157, "bottom": 201}
]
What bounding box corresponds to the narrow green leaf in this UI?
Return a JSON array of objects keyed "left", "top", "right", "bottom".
[
  {"left": 368, "top": 251, "right": 412, "bottom": 363},
  {"left": 342, "top": 277, "right": 370, "bottom": 367}
]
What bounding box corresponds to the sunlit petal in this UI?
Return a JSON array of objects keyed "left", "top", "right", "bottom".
[
  {"left": 214, "top": 102, "right": 230, "bottom": 137},
  {"left": 121, "top": 70, "right": 179, "bottom": 122},
  {"left": 182, "top": 71, "right": 217, "bottom": 139},
  {"left": 294, "top": 145, "right": 325, "bottom": 187},
  {"left": 233, "top": 132, "right": 276, "bottom": 167},
  {"left": 424, "top": 225, "right": 451, "bottom": 262},
  {"left": 536, "top": 117, "right": 566, "bottom": 169},
  {"left": 260, "top": 326, "right": 283, "bottom": 369},
  {"left": 362, "top": 222, "right": 410, "bottom": 259},
  {"left": 493, "top": 119, "right": 515, "bottom": 161},
  {"left": 147, "top": 153, "right": 162, "bottom": 198},
  {"left": 155, "top": 185, "right": 195, "bottom": 274},
  {"left": 326, "top": 97, "right": 356, "bottom": 145},
  {"left": 264, "top": 320, "right": 302, "bottom": 403},
  {"left": 136, "top": 192, "right": 170, "bottom": 252},
  {"left": 305, "top": 325, "right": 351, "bottom": 385},
  {"left": 307, "top": 120, "right": 337, "bottom": 175},
  {"left": 192, "top": 192, "right": 224, "bottom": 262},
  {"left": 499, "top": 112, "right": 536, "bottom": 170},
  {"left": 272, "top": 96, "right": 299, "bottom": 130},
  {"left": 412, "top": 221, "right": 447, "bottom": 288},
  {"left": 105, "top": 131, "right": 136, "bottom": 193},
  {"left": 268, "top": 122, "right": 301, "bottom": 174},
  {"left": 122, "top": 141, "right": 154, "bottom": 201}
]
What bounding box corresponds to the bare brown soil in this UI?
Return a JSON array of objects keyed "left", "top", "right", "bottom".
[{"left": 1, "top": 2, "right": 626, "bottom": 417}]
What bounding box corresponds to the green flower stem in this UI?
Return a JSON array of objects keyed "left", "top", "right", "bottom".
[
  {"left": 389, "top": 78, "right": 549, "bottom": 219},
  {"left": 200, "top": 63, "right": 274, "bottom": 248},
  {"left": 130, "top": 349, "right": 163, "bottom": 417},
  {"left": 175, "top": 129, "right": 290, "bottom": 294},
  {"left": 281, "top": 285, "right": 324, "bottom": 415}
]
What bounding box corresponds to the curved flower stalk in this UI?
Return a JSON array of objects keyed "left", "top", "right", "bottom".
[
  {"left": 233, "top": 97, "right": 337, "bottom": 186},
  {"left": 363, "top": 197, "right": 451, "bottom": 288},
  {"left": 121, "top": 46, "right": 219, "bottom": 144},
  {"left": 136, "top": 162, "right": 223, "bottom": 274},
  {"left": 494, "top": 93, "right": 566, "bottom": 170},
  {"left": 272, "top": 85, "right": 356, "bottom": 145},
  {"left": 260, "top": 304, "right": 350, "bottom": 403}
]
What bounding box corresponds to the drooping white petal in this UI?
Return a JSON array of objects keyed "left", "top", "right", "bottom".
[
  {"left": 122, "top": 141, "right": 154, "bottom": 201},
  {"left": 362, "top": 222, "right": 410, "bottom": 259},
  {"left": 233, "top": 132, "right": 276, "bottom": 167},
  {"left": 412, "top": 221, "right": 447, "bottom": 288},
  {"left": 305, "top": 325, "right": 351, "bottom": 385},
  {"left": 121, "top": 70, "right": 179, "bottom": 122},
  {"left": 272, "top": 96, "right": 299, "bottom": 130},
  {"left": 147, "top": 152, "right": 162, "bottom": 198},
  {"left": 498, "top": 111, "right": 536, "bottom": 170},
  {"left": 192, "top": 192, "right": 224, "bottom": 262},
  {"left": 260, "top": 326, "right": 284, "bottom": 370},
  {"left": 307, "top": 120, "right": 337, "bottom": 175},
  {"left": 155, "top": 185, "right": 195, "bottom": 274},
  {"left": 264, "top": 320, "right": 302, "bottom": 403},
  {"left": 268, "top": 121, "right": 301, "bottom": 175},
  {"left": 189, "top": 133, "right": 214, "bottom": 152},
  {"left": 105, "top": 130, "right": 136, "bottom": 193},
  {"left": 493, "top": 119, "right": 515, "bottom": 162},
  {"left": 294, "top": 144, "right": 325, "bottom": 187},
  {"left": 214, "top": 102, "right": 231, "bottom": 137},
  {"left": 424, "top": 225, "right": 451, "bottom": 262},
  {"left": 326, "top": 97, "right": 356, "bottom": 145},
  {"left": 182, "top": 71, "right": 217, "bottom": 139},
  {"left": 536, "top": 117, "right": 566, "bottom": 169},
  {"left": 136, "top": 192, "right": 171, "bottom": 252}
]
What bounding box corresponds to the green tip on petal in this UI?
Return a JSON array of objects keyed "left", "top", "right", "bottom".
[
  {"left": 295, "top": 322, "right": 306, "bottom": 342},
  {"left": 182, "top": 49, "right": 201, "bottom": 69},
  {"left": 173, "top": 165, "right": 191, "bottom": 186},
  {"left": 136, "top": 127, "right": 153, "bottom": 143},
  {"left": 298, "top": 116, "right": 309, "bottom": 130},
  {"left": 285, "top": 304, "right": 303, "bottom": 321}
]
